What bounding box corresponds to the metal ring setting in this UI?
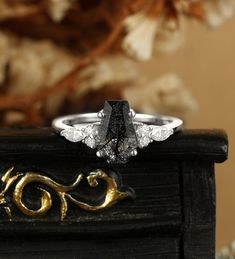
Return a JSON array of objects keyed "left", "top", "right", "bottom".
[{"left": 52, "top": 100, "right": 183, "bottom": 164}]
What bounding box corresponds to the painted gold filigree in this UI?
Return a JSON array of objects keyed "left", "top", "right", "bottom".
[{"left": 0, "top": 167, "right": 131, "bottom": 221}]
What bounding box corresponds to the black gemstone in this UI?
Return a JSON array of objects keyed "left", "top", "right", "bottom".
[{"left": 97, "top": 100, "right": 138, "bottom": 163}]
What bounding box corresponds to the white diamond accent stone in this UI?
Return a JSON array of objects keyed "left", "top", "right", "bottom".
[
  {"left": 82, "top": 124, "right": 99, "bottom": 149},
  {"left": 135, "top": 123, "right": 151, "bottom": 148},
  {"left": 84, "top": 125, "right": 98, "bottom": 136},
  {"left": 84, "top": 136, "right": 96, "bottom": 149},
  {"left": 151, "top": 126, "right": 173, "bottom": 141},
  {"left": 61, "top": 128, "right": 84, "bottom": 142}
]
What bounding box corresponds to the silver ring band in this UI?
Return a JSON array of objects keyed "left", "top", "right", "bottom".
[
  {"left": 52, "top": 100, "right": 183, "bottom": 164},
  {"left": 52, "top": 113, "right": 183, "bottom": 133}
]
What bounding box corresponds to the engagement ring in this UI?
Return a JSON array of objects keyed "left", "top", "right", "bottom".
[{"left": 52, "top": 100, "right": 183, "bottom": 164}]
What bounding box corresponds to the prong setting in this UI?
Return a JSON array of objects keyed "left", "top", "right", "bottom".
[
  {"left": 129, "top": 109, "right": 136, "bottom": 118},
  {"left": 97, "top": 109, "right": 105, "bottom": 119}
]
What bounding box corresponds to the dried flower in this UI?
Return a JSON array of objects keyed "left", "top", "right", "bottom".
[
  {"left": 123, "top": 74, "right": 198, "bottom": 120},
  {"left": 122, "top": 12, "right": 162, "bottom": 60},
  {"left": 154, "top": 17, "right": 185, "bottom": 54},
  {"left": 122, "top": 0, "right": 235, "bottom": 60},
  {"left": 204, "top": 0, "right": 235, "bottom": 27},
  {"left": 45, "top": 0, "right": 75, "bottom": 22},
  {"left": 74, "top": 55, "right": 138, "bottom": 96},
  {"left": 6, "top": 39, "right": 76, "bottom": 95},
  {"left": 0, "top": 0, "right": 233, "bottom": 126},
  {"left": 0, "top": 32, "right": 77, "bottom": 117},
  {"left": 122, "top": 10, "right": 185, "bottom": 60}
]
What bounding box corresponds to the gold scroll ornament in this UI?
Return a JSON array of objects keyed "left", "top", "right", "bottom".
[{"left": 0, "top": 167, "right": 131, "bottom": 221}]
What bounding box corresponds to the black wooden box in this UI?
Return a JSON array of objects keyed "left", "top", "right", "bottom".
[{"left": 0, "top": 128, "right": 228, "bottom": 259}]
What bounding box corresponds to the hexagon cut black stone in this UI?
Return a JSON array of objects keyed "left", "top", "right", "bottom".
[{"left": 97, "top": 100, "right": 138, "bottom": 163}]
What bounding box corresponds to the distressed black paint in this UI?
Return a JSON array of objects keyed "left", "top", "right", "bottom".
[{"left": 0, "top": 128, "right": 228, "bottom": 259}]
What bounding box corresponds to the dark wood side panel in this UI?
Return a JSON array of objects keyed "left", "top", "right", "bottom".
[{"left": 182, "top": 160, "right": 216, "bottom": 259}]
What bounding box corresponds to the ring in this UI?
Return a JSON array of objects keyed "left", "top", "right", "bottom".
[{"left": 52, "top": 100, "right": 183, "bottom": 164}]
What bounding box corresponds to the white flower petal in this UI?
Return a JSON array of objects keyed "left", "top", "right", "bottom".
[
  {"left": 122, "top": 13, "right": 161, "bottom": 60},
  {"left": 205, "top": 0, "right": 235, "bottom": 27},
  {"left": 46, "top": 0, "right": 74, "bottom": 22},
  {"left": 155, "top": 17, "right": 185, "bottom": 54}
]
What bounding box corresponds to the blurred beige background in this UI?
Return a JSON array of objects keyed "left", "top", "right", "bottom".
[{"left": 141, "top": 17, "right": 235, "bottom": 249}]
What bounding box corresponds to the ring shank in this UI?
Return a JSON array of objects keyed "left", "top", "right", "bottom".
[{"left": 52, "top": 113, "right": 183, "bottom": 133}]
